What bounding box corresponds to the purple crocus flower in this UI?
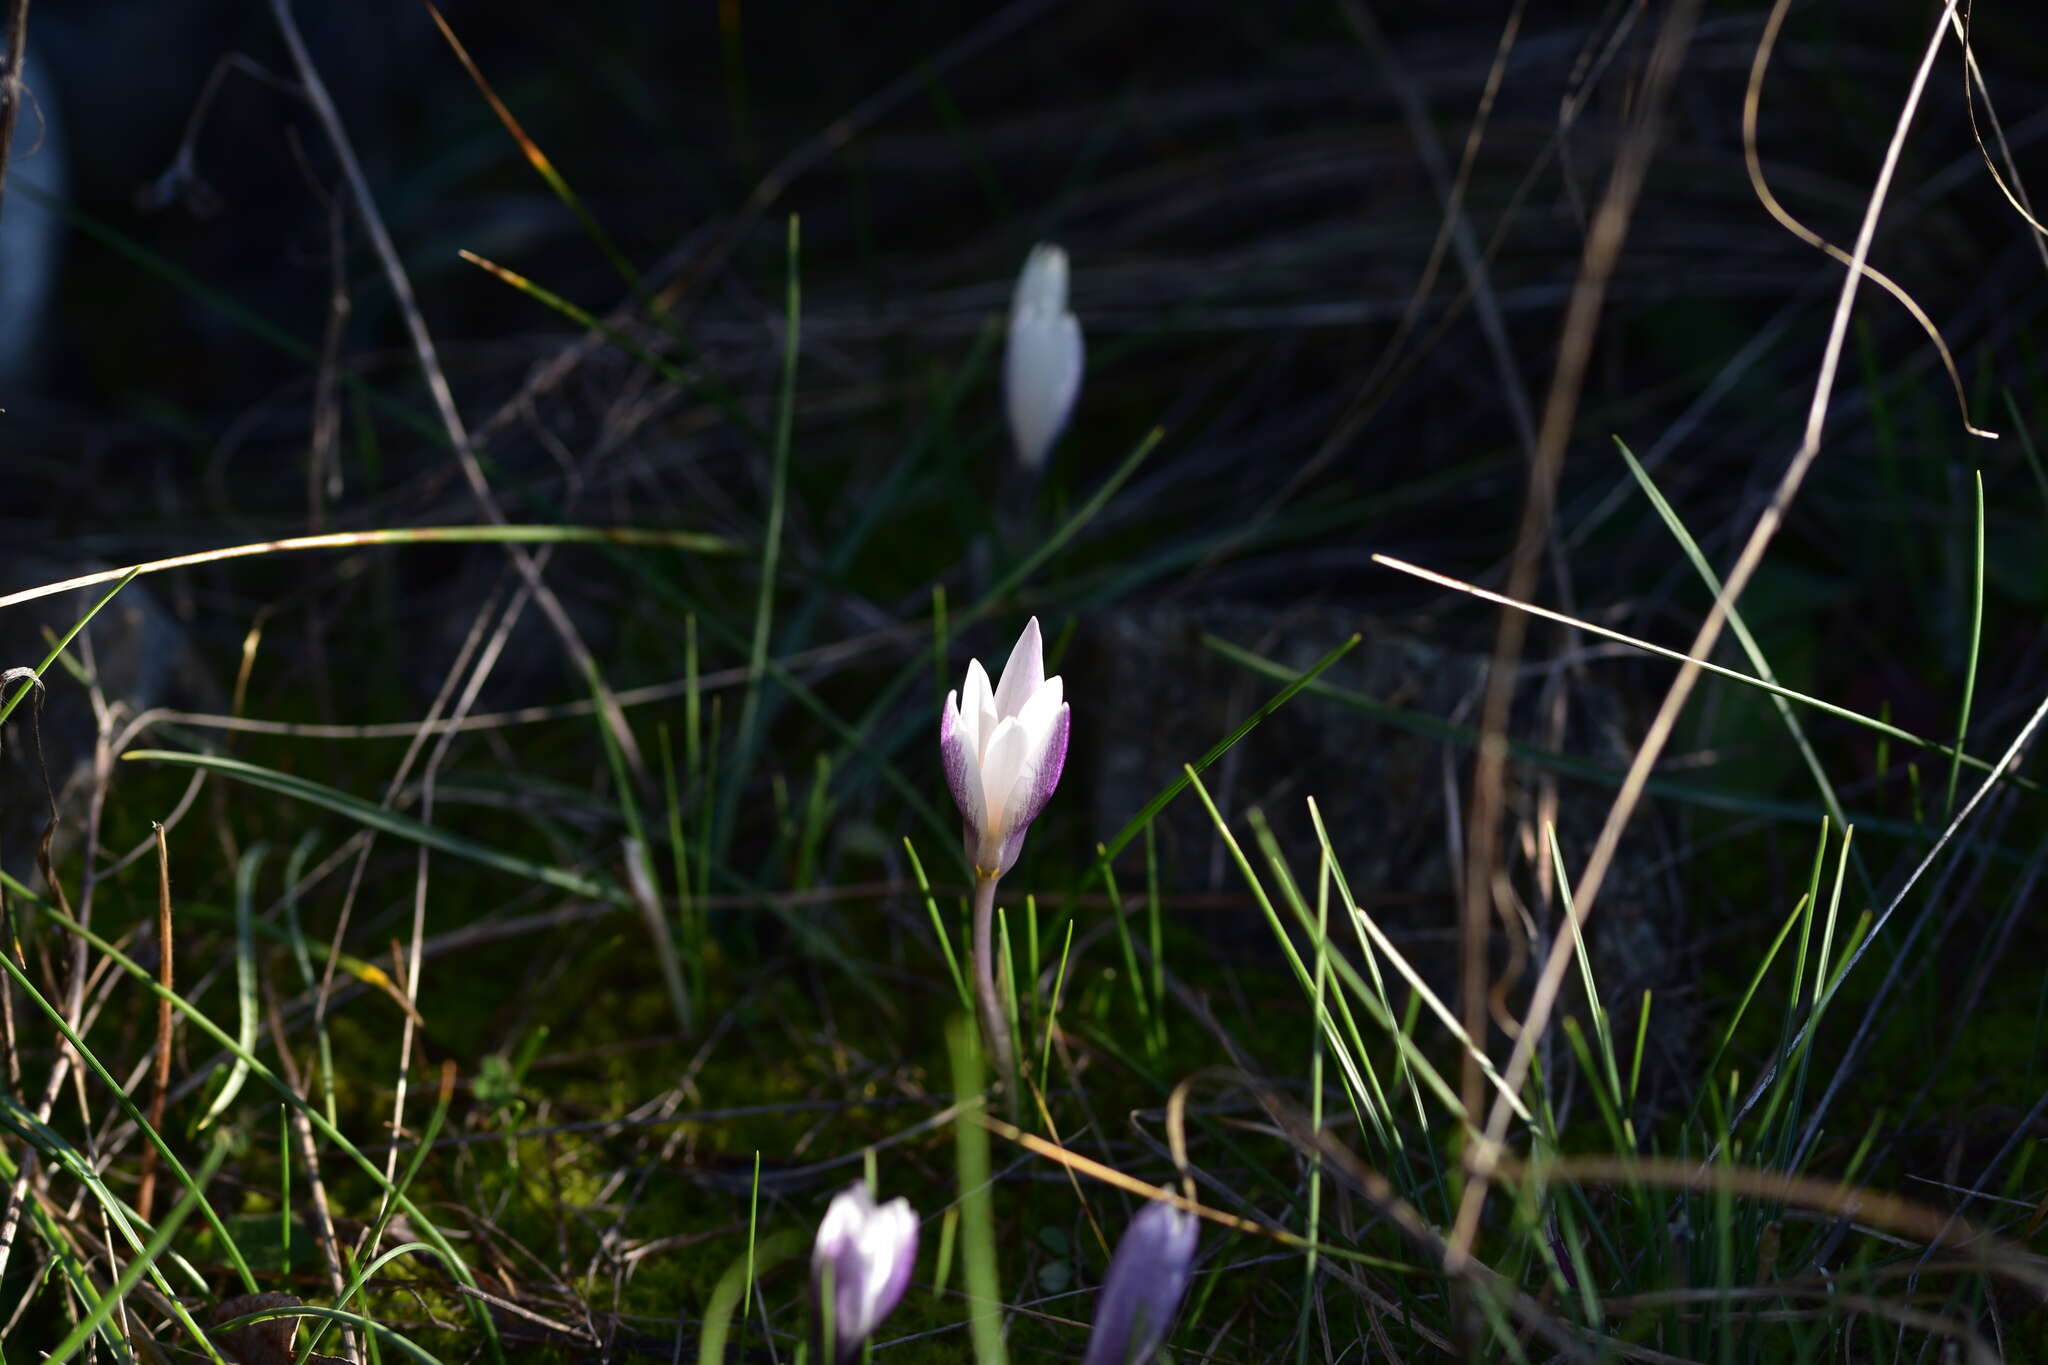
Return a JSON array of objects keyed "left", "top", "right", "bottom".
[
  {"left": 811, "top": 1183, "right": 918, "bottom": 1364},
  {"left": 940, "top": 617, "right": 1071, "bottom": 879},
  {"left": 1082, "top": 1200, "right": 1200, "bottom": 1365}
]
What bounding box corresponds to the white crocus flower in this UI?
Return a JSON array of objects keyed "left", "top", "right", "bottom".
[
  {"left": 1004, "top": 244, "right": 1084, "bottom": 474},
  {"left": 941, "top": 617, "right": 1071, "bottom": 879},
  {"left": 811, "top": 1183, "right": 919, "bottom": 1365}
]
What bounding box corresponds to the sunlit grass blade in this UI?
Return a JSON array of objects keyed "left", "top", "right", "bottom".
[
  {"left": 1099, "top": 634, "right": 1360, "bottom": 865},
  {"left": 195, "top": 842, "right": 267, "bottom": 1130},
  {"left": 22, "top": 909, "right": 505, "bottom": 1357},
  {"left": 1186, "top": 774, "right": 1472, "bottom": 1128},
  {"left": 1946, "top": 469, "right": 1985, "bottom": 815},
  {"left": 948, "top": 1016, "right": 1008, "bottom": 1365},
  {"left": 1615, "top": 437, "right": 1870, "bottom": 891},
  {"left": 0, "top": 524, "right": 736, "bottom": 614},
  {"left": 732, "top": 215, "right": 803, "bottom": 817},
  {"left": 125, "top": 750, "right": 622, "bottom": 903},
  {"left": 1368, "top": 551, "right": 2039, "bottom": 796},
  {"left": 0, "top": 568, "right": 141, "bottom": 726},
  {"left": 42, "top": 1140, "right": 229, "bottom": 1365}
]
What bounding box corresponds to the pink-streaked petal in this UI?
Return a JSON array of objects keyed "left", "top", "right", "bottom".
[
  {"left": 1005, "top": 701, "right": 1069, "bottom": 839},
  {"left": 992, "top": 618, "right": 1045, "bottom": 720},
  {"left": 856, "top": 1198, "right": 918, "bottom": 1335},
  {"left": 940, "top": 690, "right": 981, "bottom": 832}
]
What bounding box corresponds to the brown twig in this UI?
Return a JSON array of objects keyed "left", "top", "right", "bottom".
[
  {"left": 1453, "top": 0, "right": 1975, "bottom": 1265},
  {"left": 1448, "top": 0, "right": 1701, "bottom": 1257},
  {"left": 262, "top": 0, "right": 649, "bottom": 792},
  {"left": 134, "top": 823, "right": 175, "bottom": 1222}
]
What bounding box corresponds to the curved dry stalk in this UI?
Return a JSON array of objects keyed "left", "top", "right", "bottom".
[
  {"left": 1454, "top": 0, "right": 1977, "bottom": 1271},
  {"left": 0, "top": 525, "right": 732, "bottom": 614},
  {"left": 1741, "top": 0, "right": 1995, "bottom": 440},
  {"left": 1501, "top": 1155, "right": 2048, "bottom": 1300}
]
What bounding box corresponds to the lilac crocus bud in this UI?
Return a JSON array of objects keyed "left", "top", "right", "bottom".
[
  {"left": 811, "top": 1183, "right": 918, "bottom": 1364},
  {"left": 940, "top": 617, "right": 1071, "bottom": 879},
  {"left": 1004, "top": 243, "right": 1084, "bottom": 473},
  {"left": 1081, "top": 1201, "right": 1199, "bottom": 1365}
]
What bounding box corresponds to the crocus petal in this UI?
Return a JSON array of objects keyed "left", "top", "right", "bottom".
[
  {"left": 1013, "top": 674, "right": 1064, "bottom": 750},
  {"left": 1080, "top": 1202, "right": 1199, "bottom": 1365},
  {"left": 940, "top": 690, "right": 982, "bottom": 840},
  {"left": 1012, "top": 242, "right": 1069, "bottom": 315},
  {"left": 991, "top": 617, "right": 1046, "bottom": 721},
  {"left": 1004, "top": 699, "right": 1069, "bottom": 840},
  {"left": 1005, "top": 316, "right": 1083, "bottom": 473},
  {"left": 959, "top": 659, "right": 995, "bottom": 759},
  {"left": 846, "top": 1197, "right": 917, "bottom": 1339},
  {"left": 977, "top": 717, "right": 1030, "bottom": 841},
  {"left": 813, "top": 1185, "right": 919, "bottom": 1363}
]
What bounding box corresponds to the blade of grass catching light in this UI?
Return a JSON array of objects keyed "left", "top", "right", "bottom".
[
  {"left": 1095, "top": 849, "right": 1156, "bottom": 1060},
  {"left": 1298, "top": 845, "right": 1331, "bottom": 1365},
  {"left": 1615, "top": 437, "right": 1871, "bottom": 894},
  {"left": 947, "top": 1016, "right": 1008, "bottom": 1365},
  {"left": 22, "top": 910, "right": 505, "bottom": 1358},
  {"left": 458, "top": 250, "right": 764, "bottom": 445},
  {"left": 195, "top": 843, "right": 267, "bottom": 1130},
  {"left": 0, "top": 1095, "right": 221, "bottom": 1356},
  {"left": 0, "top": 954, "right": 258, "bottom": 1296},
  {"left": 733, "top": 215, "right": 802, "bottom": 813},
  {"left": 1098, "top": 634, "right": 1360, "bottom": 864},
  {"left": 43, "top": 1140, "right": 229, "bottom": 1365},
  {"left": 830, "top": 423, "right": 1166, "bottom": 828},
  {"left": 0, "top": 568, "right": 141, "bottom": 726},
  {"left": 1040, "top": 921, "right": 1075, "bottom": 1085},
  {"left": 124, "top": 751, "right": 622, "bottom": 904},
  {"left": 0, "top": 525, "right": 735, "bottom": 615},
  {"left": 1947, "top": 469, "right": 1985, "bottom": 816},
  {"left": 905, "top": 839, "right": 972, "bottom": 1014},
  {"left": 1368, "top": 552, "right": 2039, "bottom": 796},
  {"left": 426, "top": 4, "right": 638, "bottom": 288},
  {"left": 1545, "top": 826, "right": 1623, "bottom": 1119}
]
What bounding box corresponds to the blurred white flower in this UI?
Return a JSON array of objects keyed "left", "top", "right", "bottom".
[
  {"left": 941, "top": 617, "right": 1071, "bottom": 878},
  {"left": 811, "top": 1183, "right": 918, "bottom": 1364},
  {"left": 1004, "top": 243, "right": 1084, "bottom": 473}
]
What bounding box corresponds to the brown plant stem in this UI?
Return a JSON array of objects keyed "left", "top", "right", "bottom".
[{"left": 135, "top": 823, "right": 174, "bottom": 1222}]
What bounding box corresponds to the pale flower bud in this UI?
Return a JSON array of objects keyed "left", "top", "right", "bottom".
[{"left": 1004, "top": 243, "right": 1084, "bottom": 473}]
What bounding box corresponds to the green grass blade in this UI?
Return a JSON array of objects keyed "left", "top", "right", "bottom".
[
  {"left": 196, "top": 842, "right": 268, "bottom": 1130},
  {"left": 1946, "top": 469, "right": 1985, "bottom": 815},
  {"left": 125, "top": 750, "right": 622, "bottom": 903},
  {"left": 1098, "top": 634, "right": 1360, "bottom": 864},
  {"left": 43, "top": 1140, "right": 228, "bottom": 1365}
]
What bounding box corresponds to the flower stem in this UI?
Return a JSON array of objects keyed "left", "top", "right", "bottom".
[{"left": 970, "top": 874, "right": 1017, "bottom": 1110}]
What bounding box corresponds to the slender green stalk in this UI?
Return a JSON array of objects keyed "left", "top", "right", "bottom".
[
  {"left": 733, "top": 214, "right": 803, "bottom": 818},
  {"left": 948, "top": 1018, "right": 1007, "bottom": 1365},
  {"left": 1946, "top": 469, "right": 1985, "bottom": 815}
]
